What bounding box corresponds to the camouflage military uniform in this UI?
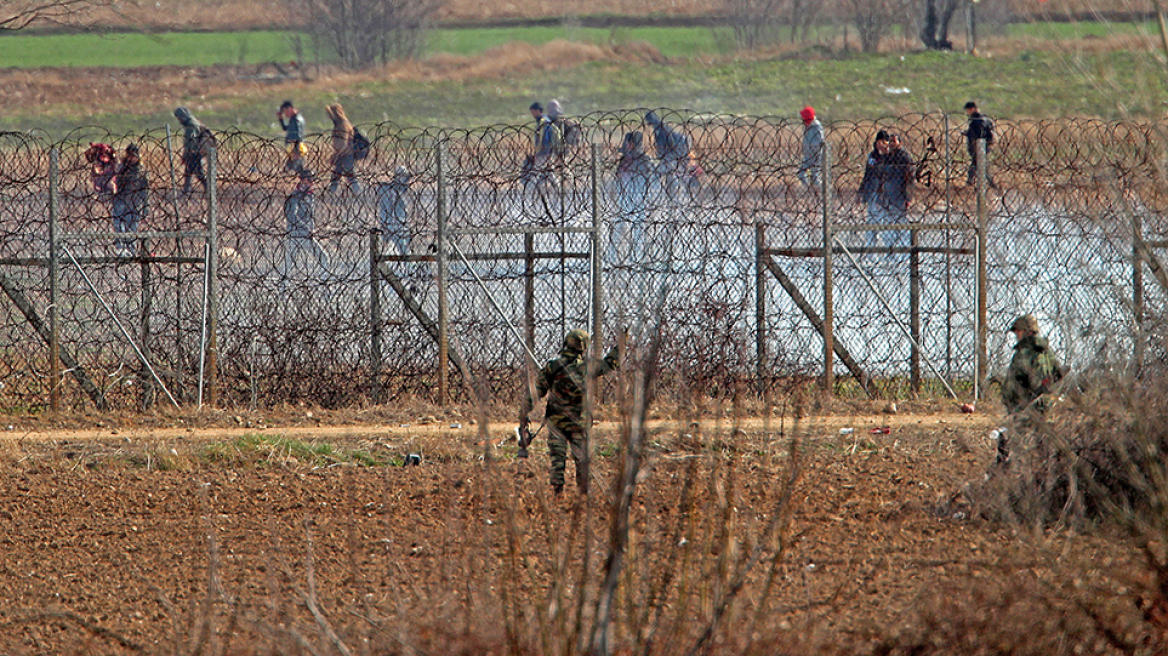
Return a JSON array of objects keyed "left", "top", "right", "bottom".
[
  {"left": 998, "top": 315, "right": 1063, "bottom": 463},
  {"left": 1001, "top": 334, "right": 1062, "bottom": 415},
  {"left": 524, "top": 330, "right": 619, "bottom": 493}
]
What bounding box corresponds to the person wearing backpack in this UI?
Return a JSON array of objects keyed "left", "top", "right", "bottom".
[
  {"left": 174, "top": 107, "right": 210, "bottom": 194},
  {"left": 111, "top": 143, "right": 149, "bottom": 258},
  {"left": 547, "top": 99, "right": 581, "bottom": 174},
  {"left": 963, "top": 101, "right": 996, "bottom": 188},
  {"left": 524, "top": 102, "right": 562, "bottom": 188},
  {"left": 324, "top": 103, "right": 360, "bottom": 195}
]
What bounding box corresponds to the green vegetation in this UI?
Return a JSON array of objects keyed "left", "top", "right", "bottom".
[
  {"left": 429, "top": 25, "right": 733, "bottom": 58},
  {"left": 6, "top": 45, "right": 1161, "bottom": 135},
  {"left": 0, "top": 25, "right": 728, "bottom": 69},
  {"left": 0, "top": 30, "right": 317, "bottom": 68},
  {"left": 201, "top": 433, "right": 388, "bottom": 468},
  {"left": 1004, "top": 19, "right": 1161, "bottom": 40}
]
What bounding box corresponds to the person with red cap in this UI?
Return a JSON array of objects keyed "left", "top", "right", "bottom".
[{"left": 798, "top": 106, "right": 824, "bottom": 188}]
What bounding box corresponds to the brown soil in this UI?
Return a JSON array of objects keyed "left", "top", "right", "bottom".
[{"left": 0, "top": 409, "right": 1138, "bottom": 654}]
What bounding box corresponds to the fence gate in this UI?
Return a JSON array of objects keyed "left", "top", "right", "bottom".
[{"left": 370, "top": 144, "right": 604, "bottom": 406}]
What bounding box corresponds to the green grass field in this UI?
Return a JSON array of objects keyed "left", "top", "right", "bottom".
[
  {"left": 0, "top": 25, "right": 730, "bottom": 69},
  {"left": 0, "top": 20, "right": 1162, "bottom": 134},
  {"left": 6, "top": 45, "right": 1162, "bottom": 135},
  {"left": 0, "top": 19, "right": 1151, "bottom": 70}
]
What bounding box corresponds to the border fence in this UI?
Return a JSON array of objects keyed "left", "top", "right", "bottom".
[{"left": 0, "top": 111, "right": 1165, "bottom": 411}]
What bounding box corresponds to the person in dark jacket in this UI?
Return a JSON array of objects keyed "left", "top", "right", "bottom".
[
  {"left": 645, "top": 111, "right": 695, "bottom": 198},
  {"left": 278, "top": 100, "right": 306, "bottom": 148},
  {"left": 173, "top": 107, "right": 208, "bottom": 194},
  {"left": 858, "top": 130, "right": 913, "bottom": 252},
  {"left": 112, "top": 143, "right": 148, "bottom": 257},
  {"left": 963, "top": 101, "right": 996, "bottom": 187}
]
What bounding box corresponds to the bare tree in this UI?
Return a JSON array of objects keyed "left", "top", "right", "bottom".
[
  {"left": 724, "top": 0, "right": 827, "bottom": 49},
  {"left": 842, "top": 0, "right": 903, "bottom": 53},
  {"left": 919, "top": 0, "right": 962, "bottom": 50},
  {"left": 725, "top": 0, "right": 785, "bottom": 50},
  {"left": 294, "top": 0, "right": 442, "bottom": 70},
  {"left": 0, "top": 0, "right": 112, "bottom": 30}
]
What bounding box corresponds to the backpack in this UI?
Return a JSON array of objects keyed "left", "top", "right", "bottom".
[
  {"left": 559, "top": 118, "right": 581, "bottom": 147},
  {"left": 197, "top": 126, "right": 217, "bottom": 155},
  {"left": 351, "top": 128, "right": 371, "bottom": 161}
]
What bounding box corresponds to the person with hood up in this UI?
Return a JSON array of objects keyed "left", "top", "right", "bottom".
[
  {"left": 324, "top": 103, "right": 360, "bottom": 195},
  {"left": 797, "top": 106, "right": 824, "bottom": 189},
  {"left": 174, "top": 107, "right": 209, "bottom": 194},
  {"left": 283, "top": 144, "right": 330, "bottom": 285},
  {"left": 547, "top": 99, "right": 581, "bottom": 167},
  {"left": 645, "top": 111, "right": 695, "bottom": 198},
  {"left": 377, "top": 166, "right": 412, "bottom": 257},
  {"left": 524, "top": 101, "right": 562, "bottom": 188},
  {"left": 520, "top": 330, "right": 619, "bottom": 495},
  {"left": 112, "top": 143, "right": 149, "bottom": 257},
  {"left": 611, "top": 131, "right": 653, "bottom": 261}
]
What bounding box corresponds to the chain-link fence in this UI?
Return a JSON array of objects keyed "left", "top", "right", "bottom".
[{"left": 0, "top": 112, "right": 1165, "bottom": 410}]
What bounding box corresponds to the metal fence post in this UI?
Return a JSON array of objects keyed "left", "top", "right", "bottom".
[
  {"left": 369, "top": 230, "right": 383, "bottom": 403},
  {"left": 524, "top": 232, "right": 536, "bottom": 399},
  {"left": 436, "top": 140, "right": 450, "bottom": 407},
  {"left": 590, "top": 144, "right": 603, "bottom": 364},
  {"left": 165, "top": 123, "right": 186, "bottom": 397},
  {"left": 1134, "top": 210, "right": 1145, "bottom": 373},
  {"left": 206, "top": 145, "right": 220, "bottom": 406},
  {"left": 140, "top": 243, "right": 154, "bottom": 410},
  {"left": 49, "top": 149, "right": 60, "bottom": 413},
  {"left": 755, "top": 222, "right": 767, "bottom": 397},
  {"left": 975, "top": 138, "right": 989, "bottom": 398},
  {"left": 910, "top": 228, "right": 921, "bottom": 394},
  {"left": 821, "top": 140, "right": 834, "bottom": 394}
]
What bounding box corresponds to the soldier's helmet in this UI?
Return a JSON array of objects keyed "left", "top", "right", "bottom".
[
  {"left": 1008, "top": 314, "right": 1040, "bottom": 334},
  {"left": 564, "top": 329, "right": 590, "bottom": 353}
]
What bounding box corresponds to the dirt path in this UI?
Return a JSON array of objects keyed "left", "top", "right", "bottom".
[{"left": 0, "top": 411, "right": 997, "bottom": 444}]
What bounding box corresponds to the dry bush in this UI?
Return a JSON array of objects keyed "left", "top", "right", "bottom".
[{"left": 961, "top": 365, "right": 1168, "bottom": 653}]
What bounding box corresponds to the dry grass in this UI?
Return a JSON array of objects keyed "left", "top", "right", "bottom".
[{"left": 10, "top": 0, "right": 1155, "bottom": 30}]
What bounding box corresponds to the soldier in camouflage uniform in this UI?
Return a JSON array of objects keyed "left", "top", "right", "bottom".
[
  {"left": 997, "top": 314, "right": 1064, "bottom": 463},
  {"left": 521, "top": 330, "right": 619, "bottom": 494}
]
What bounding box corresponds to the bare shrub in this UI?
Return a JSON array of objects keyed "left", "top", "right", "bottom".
[
  {"left": 724, "top": 0, "right": 827, "bottom": 49},
  {"left": 841, "top": 0, "right": 908, "bottom": 52},
  {"left": 293, "top": 0, "right": 442, "bottom": 70},
  {"left": 965, "top": 367, "right": 1168, "bottom": 651}
]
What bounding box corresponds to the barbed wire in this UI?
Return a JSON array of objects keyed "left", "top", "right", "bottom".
[{"left": 0, "top": 110, "right": 1164, "bottom": 410}]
